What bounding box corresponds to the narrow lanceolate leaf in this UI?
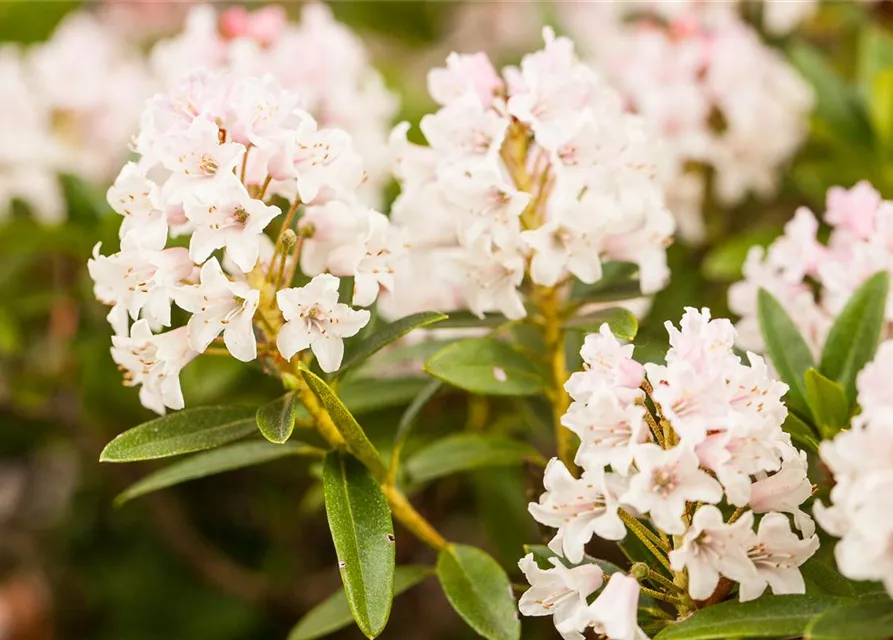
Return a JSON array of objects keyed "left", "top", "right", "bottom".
[
  {"left": 100, "top": 406, "right": 258, "bottom": 462},
  {"left": 299, "top": 364, "right": 386, "bottom": 480},
  {"left": 394, "top": 379, "right": 442, "bottom": 445},
  {"left": 801, "top": 558, "right": 859, "bottom": 597},
  {"left": 256, "top": 392, "right": 298, "bottom": 444},
  {"left": 433, "top": 311, "right": 510, "bottom": 329},
  {"left": 819, "top": 271, "right": 890, "bottom": 404},
  {"left": 436, "top": 544, "right": 520, "bottom": 640},
  {"left": 323, "top": 453, "right": 395, "bottom": 639},
  {"left": 803, "top": 369, "right": 850, "bottom": 439},
  {"left": 654, "top": 595, "right": 843, "bottom": 640},
  {"left": 405, "top": 434, "right": 545, "bottom": 485},
  {"left": 757, "top": 288, "right": 815, "bottom": 419},
  {"left": 805, "top": 599, "right": 893, "bottom": 640},
  {"left": 782, "top": 413, "right": 820, "bottom": 455},
  {"left": 425, "top": 338, "right": 548, "bottom": 396},
  {"left": 115, "top": 440, "right": 322, "bottom": 505},
  {"left": 335, "top": 311, "right": 448, "bottom": 379},
  {"left": 562, "top": 307, "right": 638, "bottom": 340},
  {"left": 340, "top": 377, "right": 431, "bottom": 416},
  {"left": 288, "top": 566, "right": 432, "bottom": 640}
]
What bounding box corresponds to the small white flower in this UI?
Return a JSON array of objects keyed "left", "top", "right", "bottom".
[
  {"left": 107, "top": 162, "right": 168, "bottom": 248},
  {"left": 738, "top": 512, "right": 818, "bottom": 602},
  {"left": 669, "top": 505, "right": 758, "bottom": 601},
  {"left": 174, "top": 258, "right": 259, "bottom": 362},
  {"left": 518, "top": 553, "right": 604, "bottom": 640},
  {"left": 562, "top": 393, "right": 649, "bottom": 475},
  {"left": 528, "top": 458, "right": 626, "bottom": 564},
  {"left": 161, "top": 116, "right": 246, "bottom": 202},
  {"left": 276, "top": 273, "right": 370, "bottom": 372},
  {"left": 183, "top": 179, "right": 281, "bottom": 272},
  {"left": 111, "top": 320, "right": 197, "bottom": 415},
  {"left": 622, "top": 443, "right": 723, "bottom": 535},
  {"left": 585, "top": 573, "right": 646, "bottom": 640}
]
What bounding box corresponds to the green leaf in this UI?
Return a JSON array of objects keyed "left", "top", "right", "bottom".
[
  {"left": 869, "top": 69, "right": 893, "bottom": 146},
  {"left": 782, "top": 412, "right": 820, "bottom": 455},
  {"left": 256, "top": 392, "right": 298, "bottom": 444},
  {"left": 803, "top": 369, "right": 850, "bottom": 439},
  {"left": 425, "top": 338, "right": 548, "bottom": 396},
  {"left": 436, "top": 544, "right": 520, "bottom": 640},
  {"left": 340, "top": 377, "right": 431, "bottom": 416},
  {"left": 858, "top": 24, "right": 893, "bottom": 101},
  {"left": 563, "top": 307, "right": 638, "bottom": 340},
  {"left": 571, "top": 262, "right": 640, "bottom": 303},
  {"left": 801, "top": 558, "right": 858, "bottom": 597},
  {"left": 335, "top": 311, "right": 447, "bottom": 379},
  {"left": 405, "top": 434, "right": 545, "bottom": 485},
  {"left": 702, "top": 228, "right": 780, "bottom": 282},
  {"left": 654, "top": 595, "right": 844, "bottom": 640},
  {"left": 757, "top": 289, "right": 815, "bottom": 419},
  {"left": 433, "top": 311, "right": 511, "bottom": 329},
  {"left": 100, "top": 406, "right": 258, "bottom": 462},
  {"left": 299, "top": 364, "right": 386, "bottom": 480},
  {"left": 394, "top": 379, "right": 442, "bottom": 445},
  {"left": 789, "top": 40, "right": 874, "bottom": 149},
  {"left": 115, "top": 440, "right": 322, "bottom": 505},
  {"left": 322, "top": 453, "right": 395, "bottom": 639},
  {"left": 288, "top": 566, "right": 432, "bottom": 640},
  {"left": 819, "top": 271, "right": 890, "bottom": 404},
  {"left": 805, "top": 599, "right": 893, "bottom": 640}
]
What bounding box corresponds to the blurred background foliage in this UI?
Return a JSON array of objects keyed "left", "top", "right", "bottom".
[{"left": 0, "top": 1, "right": 892, "bottom": 639}]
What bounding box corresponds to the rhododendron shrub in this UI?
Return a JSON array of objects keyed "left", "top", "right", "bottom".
[
  {"left": 65, "top": 9, "right": 893, "bottom": 640},
  {"left": 560, "top": 2, "right": 814, "bottom": 242}
]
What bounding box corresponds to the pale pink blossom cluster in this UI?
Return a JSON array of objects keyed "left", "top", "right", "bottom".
[
  {"left": 88, "top": 69, "right": 404, "bottom": 414},
  {"left": 383, "top": 29, "right": 674, "bottom": 321},
  {"left": 815, "top": 341, "right": 893, "bottom": 596},
  {"left": 0, "top": 11, "right": 153, "bottom": 223},
  {"left": 520, "top": 309, "right": 818, "bottom": 639},
  {"left": 560, "top": 3, "right": 813, "bottom": 241},
  {"left": 150, "top": 3, "right": 397, "bottom": 207},
  {"left": 729, "top": 181, "right": 893, "bottom": 355}
]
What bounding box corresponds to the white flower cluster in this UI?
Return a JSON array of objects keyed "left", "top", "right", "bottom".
[
  {"left": 383, "top": 28, "right": 674, "bottom": 321},
  {"left": 520, "top": 309, "right": 818, "bottom": 639},
  {"left": 88, "top": 69, "right": 404, "bottom": 414},
  {"left": 730, "top": 181, "right": 893, "bottom": 355},
  {"left": 0, "top": 11, "right": 152, "bottom": 223},
  {"left": 815, "top": 341, "right": 893, "bottom": 596},
  {"left": 150, "top": 3, "right": 398, "bottom": 207},
  {"left": 560, "top": 2, "right": 813, "bottom": 241}
]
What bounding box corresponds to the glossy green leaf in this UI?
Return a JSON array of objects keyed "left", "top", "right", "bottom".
[
  {"left": 115, "top": 440, "right": 322, "bottom": 505},
  {"left": 782, "top": 413, "right": 820, "bottom": 455},
  {"left": 805, "top": 599, "right": 893, "bottom": 640},
  {"left": 654, "top": 595, "right": 844, "bottom": 639},
  {"left": 340, "top": 377, "right": 430, "bottom": 416},
  {"left": 322, "top": 453, "right": 395, "bottom": 639},
  {"left": 571, "top": 262, "right": 640, "bottom": 303},
  {"left": 789, "top": 40, "right": 874, "bottom": 149},
  {"left": 100, "top": 406, "right": 258, "bottom": 462},
  {"left": 803, "top": 369, "right": 850, "bottom": 439},
  {"left": 394, "top": 379, "right": 442, "bottom": 445},
  {"left": 757, "top": 288, "right": 815, "bottom": 419},
  {"left": 299, "top": 364, "right": 386, "bottom": 480},
  {"left": 702, "top": 228, "right": 780, "bottom": 282},
  {"left": 819, "top": 271, "right": 890, "bottom": 404},
  {"left": 256, "top": 392, "right": 298, "bottom": 444},
  {"left": 288, "top": 565, "right": 432, "bottom": 640},
  {"left": 405, "top": 434, "right": 545, "bottom": 485},
  {"left": 563, "top": 307, "right": 638, "bottom": 340},
  {"left": 425, "top": 338, "right": 548, "bottom": 396},
  {"left": 433, "top": 311, "right": 511, "bottom": 329},
  {"left": 436, "top": 544, "right": 520, "bottom": 640},
  {"left": 335, "top": 311, "right": 447, "bottom": 379},
  {"left": 801, "top": 558, "right": 858, "bottom": 597}
]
